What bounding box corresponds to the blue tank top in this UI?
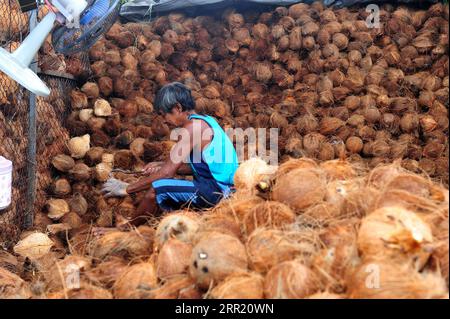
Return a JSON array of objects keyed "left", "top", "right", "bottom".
[{"left": 188, "top": 114, "right": 239, "bottom": 188}]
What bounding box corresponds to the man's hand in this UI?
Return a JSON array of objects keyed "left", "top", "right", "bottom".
[
  {"left": 142, "top": 162, "right": 163, "bottom": 176},
  {"left": 101, "top": 178, "right": 129, "bottom": 198}
]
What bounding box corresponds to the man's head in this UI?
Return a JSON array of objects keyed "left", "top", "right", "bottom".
[{"left": 154, "top": 82, "right": 195, "bottom": 126}]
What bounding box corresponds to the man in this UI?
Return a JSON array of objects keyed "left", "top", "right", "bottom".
[{"left": 101, "top": 82, "right": 239, "bottom": 227}]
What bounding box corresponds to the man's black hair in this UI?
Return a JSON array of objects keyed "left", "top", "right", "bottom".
[{"left": 154, "top": 82, "right": 196, "bottom": 114}]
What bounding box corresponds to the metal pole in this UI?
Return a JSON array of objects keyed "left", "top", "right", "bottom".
[{"left": 24, "top": 9, "right": 38, "bottom": 228}]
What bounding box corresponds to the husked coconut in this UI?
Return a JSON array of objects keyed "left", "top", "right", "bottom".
[
  {"left": 156, "top": 238, "right": 193, "bottom": 279},
  {"left": 209, "top": 272, "right": 264, "bottom": 299},
  {"left": 94, "top": 99, "right": 112, "bottom": 117},
  {"left": 189, "top": 232, "right": 248, "bottom": 289},
  {"left": 264, "top": 260, "right": 321, "bottom": 299},
  {"left": 154, "top": 212, "right": 200, "bottom": 248},
  {"left": 357, "top": 206, "right": 433, "bottom": 270},
  {"left": 68, "top": 135, "right": 90, "bottom": 159},
  {"left": 272, "top": 168, "right": 326, "bottom": 211},
  {"left": 13, "top": 232, "right": 54, "bottom": 260},
  {"left": 348, "top": 260, "right": 448, "bottom": 299},
  {"left": 113, "top": 263, "right": 158, "bottom": 299}
]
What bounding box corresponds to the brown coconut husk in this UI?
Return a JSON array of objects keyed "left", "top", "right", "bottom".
[
  {"left": 246, "top": 228, "right": 318, "bottom": 273},
  {"left": 233, "top": 158, "right": 278, "bottom": 195},
  {"left": 46, "top": 282, "right": 113, "bottom": 299},
  {"left": 264, "top": 260, "right": 321, "bottom": 299},
  {"left": 313, "top": 242, "right": 360, "bottom": 294},
  {"left": 243, "top": 201, "right": 296, "bottom": 236},
  {"left": 88, "top": 229, "right": 152, "bottom": 260},
  {"left": 154, "top": 211, "right": 200, "bottom": 249},
  {"left": 277, "top": 158, "right": 319, "bottom": 177},
  {"left": 307, "top": 291, "right": 346, "bottom": 299},
  {"left": 320, "top": 160, "right": 359, "bottom": 181},
  {"left": 85, "top": 257, "right": 128, "bottom": 288},
  {"left": 347, "top": 259, "right": 448, "bottom": 299},
  {"left": 0, "top": 267, "right": 32, "bottom": 299},
  {"left": 156, "top": 238, "right": 192, "bottom": 279},
  {"left": 52, "top": 154, "right": 75, "bottom": 173},
  {"left": 196, "top": 213, "right": 242, "bottom": 240},
  {"left": 43, "top": 255, "right": 92, "bottom": 293},
  {"left": 146, "top": 275, "right": 201, "bottom": 299},
  {"left": 357, "top": 206, "right": 433, "bottom": 270},
  {"left": 189, "top": 232, "right": 248, "bottom": 289},
  {"left": 113, "top": 262, "right": 157, "bottom": 299},
  {"left": 211, "top": 195, "right": 265, "bottom": 222},
  {"left": 272, "top": 168, "right": 326, "bottom": 212},
  {"left": 209, "top": 272, "right": 264, "bottom": 299}
]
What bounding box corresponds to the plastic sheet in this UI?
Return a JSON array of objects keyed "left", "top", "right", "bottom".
[{"left": 120, "top": 0, "right": 439, "bottom": 21}]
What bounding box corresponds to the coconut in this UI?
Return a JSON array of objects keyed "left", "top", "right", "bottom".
[
  {"left": 94, "top": 99, "right": 112, "bottom": 117},
  {"left": 357, "top": 206, "right": 433, "bottom": 270},
  {"left": 197, "top": 214, "right": 242, "bottom": 240},
  {"left": 348, "top": 260, "right": 448, "bottom": 299},
  {"left": 81, "top": 82, "right": 99, "bottom": 99},
  {"left": 320, "top": 117, "right": 345, "bottom": 135},
  {"left": 212, "top": 195, "right": 264, "bottom": 222},
  {"left": 79, "top": 109, "right": 94, "bottom": 123},
  {"left": 400, "top": 113, "right": 419, "bottom": 133},
  {"left": 43, "top": 255, "right": 92, "bottom": 292},
  {"left": 189, "top": 232, "right": 248, "bottom": 289},
  {"left": 331, "top": 33, "right": 348, "bottom": 50},
  {"left": 68, "top": 135, "right": 90, "bottom": 159},
  {"left": 209, "top": 272, "right": 264, "bottom": 299},
  {"left": 346, "top": 136, "right": 364, "bottom": 154},
  {"left": 85, "top": 257, "right": 128, "bottom": 288},
  {"left": 69, "top": 163, "right": 91, "bottom": 182},
  {"left": 384, "top": 173, "right": 433, "bottom": 198},
  {"left": 113, "top": 150, "right": 135, "bottom": 170},
  {"left": 307, "top": 292, "right": 345, "bottom": 299},
  {"left": 423, "top": 141, "right": 445, "bottom": 159},
  {"left": 51, "top": 178, "right": 72, "bottom": 197},
  {"left": 47, "top": 282, "right": 113, "bottom": 299},
  {"left": 233, "top": 158, "right": 278, "bottom": 194},
  {"left": 254, "top": 63, "right": 272, "bottom": 83},
  {"left": 46, "top": 199, "right": 70, "bottom": 220},
  {"left": 320, "top": 160, "right": 357, "bottom": 181},
  {"left": 95, "top": 163, "right": 112, "bottom": 182},
  {"left": 243, "top": 201, "right": 296, "bottom": 235},
  {"left": 147, "top": 275, "right": 200, "bottom": 299},
  {"left": 52, "top": 154, "right": 75, "bottom": 173},
  {"left": 156, "top": 238, "right": 193, "bottom": 279},
  {"left": 0, "top": 268, "right": 32, "bottom": 299},
  {"left": 113, "top": 263, "right": 158, "bottom": 299},
  {"left": 264, "top": 260, "right": 321, "bottom": 299},
  {"left": 246, "top": 228, "right": 316, "bottom": 273},
  {"left": 272, "top": 168, "right": 326, "bottom": 211},
  {"left": 154, "top": 212, "right": 200, "bottom": 248},
  {"left": 13, "top": 232, "right": 54, "bottom": 260},
  {"left": 70, "top": 90, "right": 88, "bottom": 109},
  {"left": 302, "top": 21, "right": 319, "bottom": 36},
  {"left": 303, "top": 133, "right": 326, "bottom": 157},
  {"left": 89, "top": 230, "right": 152, "bottom": 260}
]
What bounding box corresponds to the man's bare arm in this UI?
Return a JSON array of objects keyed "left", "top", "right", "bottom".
[
  {"left": 127, "top": 122, "right": 196, "bottom": 194},
  {"left": 177, "top": 163, "right": 193, "bottom": 175}
]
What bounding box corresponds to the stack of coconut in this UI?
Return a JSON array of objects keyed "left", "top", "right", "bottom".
[
  {"left": 60, "top": 1, "right": 449, "bottom": 186},
  {"left": 0, "top": 158, "right": 448, "bottom": 299}
]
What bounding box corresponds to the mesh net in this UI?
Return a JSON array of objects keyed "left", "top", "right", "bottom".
[
  {"left": 1, "top": 2, "right": 77, "bottom": 248},
  {"left": 0, "top": 0, "right": 30, "bottom": 248}
]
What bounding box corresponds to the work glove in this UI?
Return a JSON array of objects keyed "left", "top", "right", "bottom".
[{"left": 101, "top": 177, "right": 129, "bottom": 198}]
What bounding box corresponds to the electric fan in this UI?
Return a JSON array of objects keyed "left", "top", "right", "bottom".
[{"left": 0, "top": 0, "right": 121, "bottom": 97}]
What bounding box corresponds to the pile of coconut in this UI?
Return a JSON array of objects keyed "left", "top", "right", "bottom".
[
  {"left": 1, "top": 158, "right": 448, "bottom": 299},
  {"left": 63, "top": 1, "right": 449, "bottom": 188}
]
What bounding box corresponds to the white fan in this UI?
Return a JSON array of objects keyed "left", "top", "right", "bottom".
[{"left": 0, "top": 0, "right": 121, "bottom": 97}]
